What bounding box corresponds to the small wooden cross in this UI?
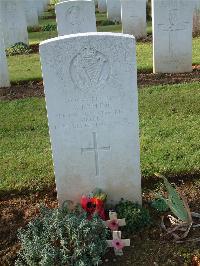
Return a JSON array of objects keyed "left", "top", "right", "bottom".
[
  {"left": 104, "top": 211, "right": 126, "bottom": 231},
  {"left": 107, "top": 231, "right": 130, "bottom": 256}
]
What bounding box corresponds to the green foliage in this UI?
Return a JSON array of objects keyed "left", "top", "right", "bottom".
[
  {"left": 115, "top": 200, "right": 151, "bottom": 233},
  {"left": 41, "top": 24, "right": 57, "bottom": 32},
  {"left": 15, "top": 205, "right": 108, "bottom": 266},
  {"left": 6, "top": 43, "right": 32, "bottom": 56},
  {"left": 50, "top": 0, "right": 59, "bottom": 4},
  {"left": 151, "top": 198, "right": 169, "bottom": 212},
  {"left": 99, "top": 20, "right": 115, "bottom": 26},
  {"left": 158, "top": 175, "right": 190, "bottom": 222},
  {"left": 28, "top": 24, "right": 57, "bottom": 33}
]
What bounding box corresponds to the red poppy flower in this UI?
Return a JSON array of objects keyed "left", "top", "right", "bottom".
[{"left": 81, "top": 195, "right": 106, "bottom": 220}]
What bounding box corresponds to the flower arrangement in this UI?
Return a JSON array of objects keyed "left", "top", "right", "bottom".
[
  {"left": 80, "top": 189, "right": 130, "bottom": 256},
  {"left": 81, "top": 188, "right": 107, "bottom": 220}
]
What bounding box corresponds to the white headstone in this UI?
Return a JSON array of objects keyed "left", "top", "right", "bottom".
[
  {"left": 106, "top": 0, "right": 121, "bottom": 22},
  {"left": 25, "top": 0, "right": 39, "bottom": 27},
  {"left": 55, "top": 0, "right": 96, "bottom": 36},
  {"left": 1, "top": 0, "right": 28, "bottom": 48},
  {"left": 152, "top": 0, "right": 193, "bottom": 73},
  {"left": 0, "top": 18, "right": 10, "bottom": 88},
  {"left": 36, "top": 0, "right": 44, "bottom": 16},
  {"left": 40, "top": 32, "right": 141, "bottom": 205},
  {"left": 121, "top": 0, "right": 146, "bottom": 38},
  {"left": 98, "top": 0, "right": 107, "bottom": 12}
]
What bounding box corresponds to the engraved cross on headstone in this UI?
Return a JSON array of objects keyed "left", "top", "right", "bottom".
[
  {"left": 158, "top": 9, "right": 189, "bottom": 56},
  {"left": 81, "top": 132, "right": 111, "bottom": 176}
]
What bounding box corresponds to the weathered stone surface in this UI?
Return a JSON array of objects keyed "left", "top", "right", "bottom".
[
  {"left": 121, "top": 0, "right": 146, "bottom": 38},
  {"left": 106, "top": 0, "right": 121, "bottom": 22},
  {"left": 1, "top": 0, "right": 28, "bottom": 48},
  {"left": 55, "top": 0, "right": 96, "bottom": 36},
  {"left": 152, "top": 0, "right": 193, "bottom": 73},
  {"left": 98, "top": 0, "right": 107, "bottom": 12},
  {"left": 40, "top": 33, "right": 141, "bottom": 205},
  {"left": 25, "top": 0, "right": 39, "bottom": 27},
  {"left": 36, "top": 0, "right": 45, "bottom": 16},
  {"left": 0, "top": 16, "right": 10, "bottom": 88}
]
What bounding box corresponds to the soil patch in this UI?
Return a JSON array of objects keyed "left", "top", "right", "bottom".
[
  {"left": 1, "top": 179, "right": 200, "bottom": 265},
  {"left": 138, "top": 67, "right": 200, "bottom": 87},
  {"left": 1, "top": 69, "right": 199, "bottom": 101},
  {"left": 0, "top": 81, "right": 44, "bottom": 101},
  {"left": 29, "top": 44, "right": 39, "bottom": 54},
  {"left": 0, "top": 186, "right": 58, "bottom": 266}
]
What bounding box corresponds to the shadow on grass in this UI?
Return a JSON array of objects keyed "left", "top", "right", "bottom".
[
  {"left": 1, "top": 171, "right": 200, "bottom": 201},
  {"left": 142, "top": 171, "right": 200, "bottom": 191},
  {"left": 0, "top": 184, "right": 57, "bottom": 201}
]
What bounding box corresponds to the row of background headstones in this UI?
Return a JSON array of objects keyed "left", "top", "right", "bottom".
[
  {"left": 0, "top": 0, "right": 50, "bottom": 87},
  {"left": 0, "top": 0, "right": 200, "bottom": 88},
  {"left": 56, "top": 0, "right": 198, "bottom": 73}
]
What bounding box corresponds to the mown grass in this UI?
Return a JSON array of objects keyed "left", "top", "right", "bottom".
[
  {"left": 0, "top": 98, "right": 54, "bottom": 192},
  {"left": 1, "top": 82, "right": 200, "bottom": 193},
  {"left": 8, "top": 54, "right": 42, "bottom": 82},
  {"left": 139, "top": 82, "right": 200, "bottom": 178},
  {"left": 39, "top": 18, "right": 56, "bottom": 27},
  {"left": 29, "top": 31, "right": 57, "bottom": 45}
]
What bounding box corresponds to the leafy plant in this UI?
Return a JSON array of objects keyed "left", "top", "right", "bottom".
[
  {"left": 15, "top": 204, "right": 108, "bottom": 266},
  {"left": 157, "top": 174, "right": 191, "bottom": 223},
  {"left": 151, "top": 198, "right": 169, "bottom": 212},
  {"left": 115, "top": 200, "right": 151, "bottom": 233},
  {"left": 50, "top": 0, "right": 59, "bottom": 4},
  {"left": 42, "top": 24, "right": 57, "bottom": 32},
  {"left": 155, "top": 174, "right": 200, "bottom": 241},
  {"left": 100, "top": 20, "right": 115, "bottom": 26},
  {"left": 6, "top": 42, "right": 32, "bottom": 56}
]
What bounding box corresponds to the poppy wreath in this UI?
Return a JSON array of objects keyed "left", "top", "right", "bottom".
[{"left": 81, "top": 188, "right": 107, "bottom": 220}]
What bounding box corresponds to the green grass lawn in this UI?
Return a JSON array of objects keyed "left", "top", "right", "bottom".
[
  {"left": 8, "top": 37, "right": 200, "bottom": 82},
  {"left": 39, "top": 18, "right": 56, "bottom": 27},
  {"left": 96, "top": 12, "right": 107, "bottom": 22},
  {"left": 1, "top": 82, "right": 200, "bottom": 193},
  {"left": 8, "top": 54, "right": 42, "bottom": 82},
  {"left": 29, "top": 31, "right": 57, "bottom": 45}
]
